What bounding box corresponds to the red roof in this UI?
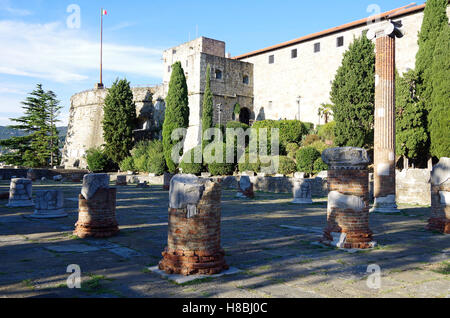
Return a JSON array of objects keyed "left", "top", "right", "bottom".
[{"left": 233, "top": 3, "right": 430, "bottom": 60}]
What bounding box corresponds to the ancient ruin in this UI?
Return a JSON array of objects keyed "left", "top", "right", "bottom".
[
  {"left": 292, "top": 178, "right": 313, "bottom": 204},
  {"left": 321, "top": 147, "right": 376, "bottom": 249},
  {"left": 7, "top": 178, "right": 34, "bottom": 207},
  {"left": 368, "top": 21, "right": 403, "bottom": 213},
  {"left": 29, "top": 190, "right": 67, "bottom": 219},
  {"left": 74, "top": 174, "right": 119, "bottom": 238},
  {"left": 236, "top": 176, "right": 255, "bottom": 199},
  {"left": 116, "top": 175, "right": 127, "bottom": 186},
  {"left": 159, "top": 175, "right": 228, "bottom": 276},
  {"left": 427, "top": 157, "right": 450, "bottom": 234}
]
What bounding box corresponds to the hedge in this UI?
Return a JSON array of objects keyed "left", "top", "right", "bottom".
[{"left": 296, "top": 146, "right": 321, "bottom": 175}]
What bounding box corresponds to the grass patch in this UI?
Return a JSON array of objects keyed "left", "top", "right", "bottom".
[
  {"left": 80, "top": 274, "right": 118, "bottom": 296},
  {"left": 21, "top": 279, "right": 34, "bottom": 289},
  {"left": 430, "top": 261, "right": 450, "bottom": 275}
]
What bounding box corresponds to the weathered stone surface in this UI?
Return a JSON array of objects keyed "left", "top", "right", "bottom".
[
  {"left": 159, "top": 178, "right": 228, "bottom": 276},
  {"left": 7, "top": 178, "right": 34, "bottom": 207},
  {"left": 294, "top": 172, "right": 305, "bottom": 179},
  {"left": 396, "top": 169, "right": 431, "bottom": 206},
  {"left": 236, "top": 176, "right": 254, "bottom": 199},
  {"left": 427, "top": 157, "right": 450, "bottom": 234},
  {"left": 53, "top": 175, "right": 63, "bottom": 182},
  {"left": 116, "top": 175, "right": 127, "bottom": 186},
  {"left": 29, "top": 190, "right": 67, "bottom": 219},
  {"left": 292, "top": 178, "right": 313, "bottom": 204},
  {"left": 431, "top": 157, "right": 450, "bottom": 186},
  {"left": 81, "top": 173, "right": 109, "bottom": 200},
  {"left": 163, "top": 172, "right": 174, "bottom": 191},
  {"left": 322, "top": 147, "right": 370, "bottom": 169}
]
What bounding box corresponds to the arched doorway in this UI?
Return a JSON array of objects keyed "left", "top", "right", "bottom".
[{"left": 239, "top": 107, "right": 251, "bottom": 126}]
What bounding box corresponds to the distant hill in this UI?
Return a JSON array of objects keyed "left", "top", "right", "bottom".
[{"left": 0, "top": 126, "right": 68, "bottom": 153}]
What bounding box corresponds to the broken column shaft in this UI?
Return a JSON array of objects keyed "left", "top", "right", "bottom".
[
  {"left": 321, "top": 147, "right": 376, "bottom": 249},
  {"left": 159, "top": 174, "right": 228, "bottom": 276},
  {"left": 427, "top": 157, "right": 450, "bottom": 234}
]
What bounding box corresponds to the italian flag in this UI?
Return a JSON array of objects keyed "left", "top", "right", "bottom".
[{"left": 102, "top": 9, "right": 107, "bottom": 15}]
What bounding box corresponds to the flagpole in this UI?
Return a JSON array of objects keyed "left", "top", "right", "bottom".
[{"left": 100, "top": 7, "right": 103, "bottom": 85}]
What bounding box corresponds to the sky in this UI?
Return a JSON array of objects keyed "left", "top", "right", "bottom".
[{"left": 0, "top": 0, "right": 425, "bottom": 126}]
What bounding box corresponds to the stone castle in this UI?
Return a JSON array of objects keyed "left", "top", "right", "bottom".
[{"left": 62, "top": 3, "right": 450, "bottom": 169}]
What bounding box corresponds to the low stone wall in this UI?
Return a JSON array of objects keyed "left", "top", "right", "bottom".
[
  {"left": 109, "top": 173, "right": 164, "bottom": 185},
  {"left": 0, "top": 168, "right": 88, "bottom": 180},
  {"left": 396, "top": 169, "right": 431, "bottom": 206}
]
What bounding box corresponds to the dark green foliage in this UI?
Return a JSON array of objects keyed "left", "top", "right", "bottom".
[
  {"left": 146, "top": 140, "right": 167, "bottom": 175},
  {"left": 296, "top": 147, "right": 321, "bottom": 175},
  {"left": 226, "top": 121, "right": 249, "bottom": 130},
  {"left": 0, "top": 84, "right": 62, "bottom": 167},
  {"left": 162, "top": 62, "right": 190, "bottom": 173},
  {"left": 207, "top": 142, "right": 236, "bottom": 176},
  {"left": 179, "top": 146, "right": 203, "bottom": 175},
  {"left": 317, "top": 121, "right": 336, "bottom": 143},
  {"left": 202, "top": 64, "right": 214, "bottom": 156},
  {"left": 330, "top": 36, "right": 375, "bottom": 148},
  {"left": 429, "top": 26, "right": 450, "bottom": 158},
  {"left": 308, "top": 140, "right": 330, "bottom": 154},
  {"left": 303, "top": 122, "right": 315, "bottom": 134},
  {"left": 86, "top": 148, "right": 109, "bottom": 173},
  {"left": 278, "top": 156, "right": 296, "bottom": 175},
  {"left": 415, "top": 0, "right": 449, "bottom": 110},
  {"left": 302, "top": 134, "right": 320, "bottom": 146},
  {"left": 102, "top": 78, "right": 137, "bottom": 165},
  {"left": 119, "top": 156, "right": 135, "bottom": 172},
  {"left": 127, "top": 140, "right": 167, "bottom": 174},
  {"left": 313, "top": 157, "right": 329, "bottom": 174},
  {"left": 395, "top": 70, "right": 428, "bottom": 160},
  {"left": 238, "top": 148, "right": 260, "bottom": 173},
  {"left": 285, "top": 143, "right": 300, "bottom": 159}
]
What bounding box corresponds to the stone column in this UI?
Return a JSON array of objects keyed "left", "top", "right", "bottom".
[
  {"left": 74, "top": 173, "right": 119, "bottom": 238},
  {"left": 367, "top": 22, "right": 403, "bottom": 213},
  {"left": 29, "top": 190, "right": 67, "bottom": 219},
  {"left": 427, "top": 158, "right": 450, "bottom": 234},
  {"left": 321, "top": 148, "right": 376, "bottom": 249},
  {"left": 292, "top": 178, "right": 313, "bottom": 204},
  {"left": 7, "top": 178, "right": 34, "bottom": 207},
  {"left": 236, "top": 176, "right": 254, "bottom": 199},
  {"left": 116, "top": 175, "right": 127, "bottom": 186},
  {"left": 159, "top": 175, "right": 228, "bottom": 276},
  {"left": 163, "top": 172, "right": 173, "bottom": 191}
]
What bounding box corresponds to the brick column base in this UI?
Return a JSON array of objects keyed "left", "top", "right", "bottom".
[{"left": 74, "top": 188, "right": 119, "bottom": 238}]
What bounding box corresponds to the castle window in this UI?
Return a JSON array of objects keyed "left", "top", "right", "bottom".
[
  {"left": 337, "top": 36, "right": 344, "bottom": 47},
  {"left": 243, "top": 75, "right": 249, "bottom": 84},
  {"left": 168, "top": 65, "right": 171, "bottom": 73},
  {"left": 269, "top": 55, "right": 274, "bottom": 64},
  {"left": 215, "top": 69, "right": 223, "bottom": 80},
  {"left": 314, "top": 42, "right": 321, "bottom": 53},
  {"left": 291, "top": 49, "right": 297, "bottom": 58}
]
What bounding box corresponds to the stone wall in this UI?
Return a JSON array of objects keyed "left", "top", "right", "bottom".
[
  {"left": 0, "top": 168, "right": 88, "bottom": 180},
  {"left": 396, "top": 169, "right": 431, "bottom": 206}
]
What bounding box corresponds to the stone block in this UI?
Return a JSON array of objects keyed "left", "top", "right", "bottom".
[
  {"left": 7, "top": 178, "right": 34, "bottom": 207},
  {"left": 28, "top": 190, "right": 67, "bottom": 219},
  {"left": 292, "top": 178, "right": 313, "bottom": 204}
]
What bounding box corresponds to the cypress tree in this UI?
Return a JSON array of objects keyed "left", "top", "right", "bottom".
[
  {"left": 395, "top": 70, "right": 428, "bottom": 161},
  {"left": 0, "top": 84, "right": 61, "bottom": 167},
  {"left": 162, "top": 62, "right": 190, "bottom": 173},
  {"left": 429, "top": 26, "right": 450, "bottom": 158},
  {"left": 330, "top": 35, "right": 375, "bottom": 148},
  {"left": 201, "top": 64, "right": 214, "bottom": 158},
  {"left": 102, "top": 78, "right": 137, "bottom": 165},
  {"left": 415, "top": 0, "right": 449, "bottom": 110}
]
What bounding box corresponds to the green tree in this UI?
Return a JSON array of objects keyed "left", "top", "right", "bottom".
[
  {"left": 415, "top": 0, "right": 449, "bottom": 111},
  {"left": 0, "top": 84, "right": 62, "bottom": 167},
  {"left": 201, "top": 64, "right": 214, "bottom": 158},
  {"left": 395, "top": 70, "right": 428, "bottom": 161},
  {"left": 330, "top": 36, "right": 375, "bottom": 148},
  {"left": 102, "top": 78, "right": 137, "bottom": 165},
  {"left": 429, "top": 26, "right": 450, "bottom": 158},
  {"left": 162, "top": 62, "right": 190, "bottom": 173}
]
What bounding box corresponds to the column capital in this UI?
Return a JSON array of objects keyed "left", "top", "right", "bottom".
[{"left": 367, "top": 21, "right": 403, "bottom": 40}]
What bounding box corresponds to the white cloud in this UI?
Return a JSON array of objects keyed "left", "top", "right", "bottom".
[
  {"left": 0, "top": 20, "right": 164, "bottom": 83},
  {"left": 0, "top": 0, "right": 32, "bottom": 16}
]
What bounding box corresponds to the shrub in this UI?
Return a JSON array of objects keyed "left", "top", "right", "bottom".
[
  {"left": 147, "top": 140, "right": 166, "bottom": 175},
  {"left": 278, "top": 156, "right": 296, "bottom": 175},
  {"left": 179, "top": 146, "right": 203, "bottom": 175},
  {"left": 318, "top": 121, "right": 336, "bottom": 143},
  {"left": 296, "top": 147, "right": 321, "bottom": 176},
  {"left": 286, "top": 143, "right": 300, "bottom": 159},
  {"left": 303, "top": 122, "right": 315, "bottom": 134},
  {"left": 207, "top": 142, "right": 236, "bottom": 176},
  {"left": 302, "top": 134, "right": 320, "bottom": 146},
  {"left": 238, "top": 149, "right": 260, "bottom": 173},
  {"left": 233, "top": 103, "right": 241, "bottom": 115},
  {"left": 119, "top": 156, "right": 135, "bottom": 172},
  {"left": 309, "top": 140, "right": 331, "bottom": 154},
  {"left": 86, "top": 148, "right": 110, "bottom": 172},
  {"left": 313, "top": 157, "right": 329, "bottom": 174}
]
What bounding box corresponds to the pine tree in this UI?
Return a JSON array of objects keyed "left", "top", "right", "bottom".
[
  {"left": 0, "top": 84, "right": 62, "bottom": 167},
  {"left": 162, "top": 62, "right": 190, "bottom": 173},
  {"left": 415, "top": 0, "right": 449, "bottom": 110},
  {"left": 330, "top": 35, "right": 375, "bottom": 148},
  {"left": 429, "top": 26, "right": 450, "bottom": 158},
  {"left": 102, "top": 78, "right": 137, "bottom": 165},
  {"left": 201, "top": 64, "right": 214, "bottom": 158},
  {"left": 395, "top": 70, "right": 428, "bottom": 162}
]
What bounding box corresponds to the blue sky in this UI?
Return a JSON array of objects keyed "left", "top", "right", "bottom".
[{"left": 0, "top": 0, "right": 425, "bottom": 126}]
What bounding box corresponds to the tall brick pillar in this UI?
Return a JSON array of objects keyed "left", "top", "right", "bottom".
[
  {"left": 427, "top": 158, "right": 450, "bottom": 234},
  {"left": 159, "top": 174, "right": 228, "bottom": 276},
  {"left": 367, "top": 22, "right": 403, "bottom": 213},
  {"left": 321, "top": 147, "right": 376, "bottom": 249},
  {"left": 74, "top": 173, "right": 119, "bottom": 238}
]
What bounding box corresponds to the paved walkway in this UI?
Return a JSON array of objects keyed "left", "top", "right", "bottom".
[{"left": 0, "top": 181, "right": 448, "bottom": 298}]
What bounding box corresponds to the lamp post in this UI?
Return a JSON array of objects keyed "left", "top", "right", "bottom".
[
  {"left": 217, "top": 103, "right": 222, "bottom": 126},
  {"left": 296, "top": 96, "right": 301, "bottom": 121}
]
